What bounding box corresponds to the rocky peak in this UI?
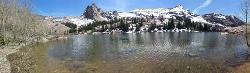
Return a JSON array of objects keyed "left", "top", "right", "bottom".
[
  {"left": 175, "top": 5, "right": 184, "bottom": 9},
  {"left": 83, "top": 3, "right": 104, "bottom": 21},
  {"left": 91, "top": 3, "right": 97, "bottom": 8}
]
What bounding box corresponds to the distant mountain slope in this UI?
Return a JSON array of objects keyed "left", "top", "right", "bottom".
[{"left": 202, "top": 13, "right": 244, "bottom": 27}]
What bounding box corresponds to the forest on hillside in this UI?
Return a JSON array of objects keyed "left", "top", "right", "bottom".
[{"left": 79, "top": 16, "right": 223, "bottom": 33}]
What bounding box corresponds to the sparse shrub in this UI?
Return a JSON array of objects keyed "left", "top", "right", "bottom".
[{"left": 0, "top": 35, "right": 5, "bottom": 46}]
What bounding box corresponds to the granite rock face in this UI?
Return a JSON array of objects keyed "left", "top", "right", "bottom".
[
  {"left": 203, "top": 13, "right": 244, "bottom": 27},
  {"left": 83, "top": 3, "right": 105, "bottom": 21}
]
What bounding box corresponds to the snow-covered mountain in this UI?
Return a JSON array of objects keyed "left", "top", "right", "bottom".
[
  {"left": 131, "top": 5, "right": 192, "bottom": 18},
  {"left": 46, "top": 4, "right": 244, "bottom": 31},
  {"left": 101, "top": 5, "right": 240, "bottom": 27}
]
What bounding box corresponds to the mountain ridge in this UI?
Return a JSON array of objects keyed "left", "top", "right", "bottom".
[{"left": 46, "top": 3, "right": 244, "bottom": 32}]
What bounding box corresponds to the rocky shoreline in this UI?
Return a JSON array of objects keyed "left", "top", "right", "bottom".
[{"left": 0, "top": 42, "right": 35, "bottom": 73}]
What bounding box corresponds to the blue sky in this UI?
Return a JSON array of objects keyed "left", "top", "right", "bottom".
[{"left": 32, "top": 0, "right": 242, "bottom": 17}]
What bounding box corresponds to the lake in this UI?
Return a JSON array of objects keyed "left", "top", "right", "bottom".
[{"left": 8, "top": 32, "right": 250, "bottom": 73}]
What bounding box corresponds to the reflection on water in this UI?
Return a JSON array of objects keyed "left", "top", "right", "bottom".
[{"left": 8, "top": 32, "right": 250, "bottom": 73}]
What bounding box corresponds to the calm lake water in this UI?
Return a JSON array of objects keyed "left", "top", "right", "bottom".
[{"left": 8, "top": 32, "right": 250, "bottom": 73}]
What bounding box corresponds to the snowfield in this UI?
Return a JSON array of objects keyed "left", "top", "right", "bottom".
[
  {"left": 118, "top": 12, "right": 137, "bottom": 18},
  {"left": 68, "top": 18, "right": 94, "bottom": 26},
  {"left": 46, "top": 16, "right": 94, "bottom": 26}
]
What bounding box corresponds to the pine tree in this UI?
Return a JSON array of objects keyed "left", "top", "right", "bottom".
[
  {"left": 135, "top": 20, "right": 143, "bottom": 32},
  {"left": 101, "top": 24, "right": 105, "bottom": 32},
  {"left": 151, "top": 14, "right": 155, "bottom": 19},
  {"left": 177, "top": 21, "right": 183, "bottom": 29},
  {"left": 149, "top": 23, "right": 156, "bottom": 32},
  {"left": 184, "top": 18, "right": 192, "bottom": 30},
  {"left": 198, "top": 23, "right": 204, "bottom": 31},
  {"left": 190, "top": 21, "right": 195, "bottom": 30},
  {"left": 132, "top": 18, "right": 138, "bottom": 24},
  {"left": 203, "top": 24, "right": 210, "bottom": 31},
  {"left": 119, "top": 19, "right": 129, "bottom": 32},
  {"left": 159, "top": 15, "right": 164, "bottom": 22},
  {"left": 167, "top": 18, "right": 175, "bottom": 30},
  {"left": 163, "top": 22, "right": 168, "bottom": 30}
]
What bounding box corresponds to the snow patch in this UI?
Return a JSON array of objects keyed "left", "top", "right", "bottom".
[
  {"left": 118, "top": 12, "right": 137, "bottom": 18},
  {"left": 68, "top": 18, "right": 94, "bottom": 26},
  {"left": 215, "top": 15, "right": 226, "bottom": 19},
  {"left": 190, "top": 16, "right": 209, "bottom": 23}
]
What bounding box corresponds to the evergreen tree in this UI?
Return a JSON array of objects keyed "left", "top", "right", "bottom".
[
  {"left": 177, "top": 21, "right": 183, "bottom": 29},
  {"left": 163, "top": 22, "right": 168, "bottom": 30},
  {"left": 167, "top": 18, "right": 175, "bottom": 30},
  {"left": 101, "top": 24, "right": 105, "bottom": 32},
  {"left": 193, "top": 22, "right": 198, "bottom": 31},
  {"left": 148, "top": 23, "right": 156, "bottom": 32},
  {"left": 151, "top": 14, "right": 155, "bottom": 19},
  {"left": 184, "top": 18, "right": 192, "bottom": 30},
  {"left": 132, "top": 18, "right": 138, "bottom": 24},
  {"left": 135, "top": 20, "right": 143, "bottom": 32},
  {"left": 62, "top": 22, "right": 77, "bottom": 33},
  {"left": 190, "top": 21, "right": 196, "bottom": 30},
  {"left": 203, "top": 24, "right": 210, "bottom": 31},
  {"left": 135, "top": 24, "right": 140, "bottom": 32},
  {"left": 119, "top": 19, "right": 129, "bottom": 32},
  {"left": 198, "top": 23, "right": 204, "bottom": 31},
  {"left": 159, "top": 15, "right": 164, "bottom": 22}
]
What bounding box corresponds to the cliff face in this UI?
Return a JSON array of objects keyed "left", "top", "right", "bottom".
[{"left": 203, "top": 13, "right": 244, "bottom": 27}]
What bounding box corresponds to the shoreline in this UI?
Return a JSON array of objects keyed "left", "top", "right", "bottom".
[
  {"left": 234, "top": 25, "right": 250, "bottom": 73},
  {"left": 0, "top": 35, "right": 61, "bottom": 73},
  {"left": 0, "top": 47, "right": 18, "bottom": 73},
  {"left": 0, "top": 42, "right": 35, "bottom": 73}
]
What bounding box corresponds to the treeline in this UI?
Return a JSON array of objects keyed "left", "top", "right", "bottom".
[
  {"left": 79, "top": 17, "right": 144, "bottom": 32},
  {"left": 0, "top": 0, "right": 49, "bottom": 46},
  {"left": 79, "top": 16, "right": 223, "bottom": 33},
  {"left": 164, "top": 17, "right": 222, "bottom": 32},
  {"left": 79, "top": 18, "right": 126, "bottom": 32}
]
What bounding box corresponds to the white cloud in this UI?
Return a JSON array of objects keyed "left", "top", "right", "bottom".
[{"left": 193, "top": 0, "right": 213, "bottom": 14}]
